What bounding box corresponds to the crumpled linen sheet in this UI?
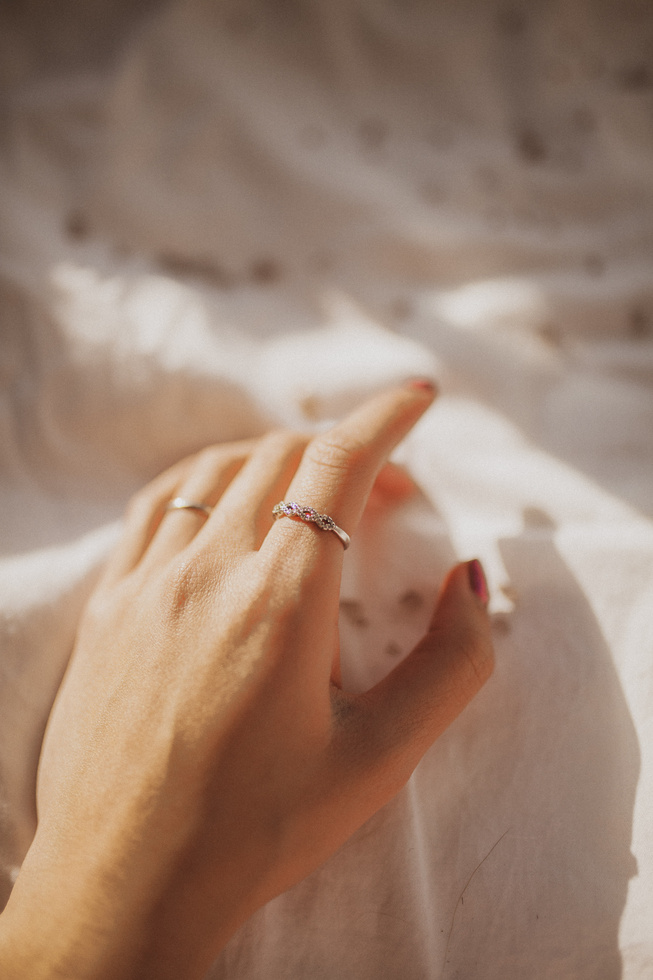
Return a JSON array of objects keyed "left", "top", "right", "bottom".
[{"left": 1, "top": 1, "right": 652, "bottom": 976}]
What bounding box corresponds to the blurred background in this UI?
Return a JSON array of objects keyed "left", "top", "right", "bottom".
[{"left": 1, "top": 2, "right": 653, "bottom": 977}]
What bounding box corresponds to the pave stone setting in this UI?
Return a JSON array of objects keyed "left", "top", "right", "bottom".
[{"left": 272, "top": 501, "right": 350, "bottom": 549}]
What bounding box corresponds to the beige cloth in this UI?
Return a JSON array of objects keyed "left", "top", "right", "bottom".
[{"left": 1, "top": 1, "right": 652, "bottom": 976}]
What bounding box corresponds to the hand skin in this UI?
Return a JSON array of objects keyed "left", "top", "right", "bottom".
[{"left": 0, "top": 381, "right": 494, "bottom": 980}]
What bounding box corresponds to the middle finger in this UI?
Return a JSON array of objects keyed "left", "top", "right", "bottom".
[
  {"left": 195, "top": 429, "right": 308, "bottom": 554},
  {"left": 262, "top": 381, "right": 436, "bottom": 562}
]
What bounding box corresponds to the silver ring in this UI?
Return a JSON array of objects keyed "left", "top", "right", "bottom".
[
  {"left": 166, "top": 497, "right": 213, "bottom": 518},
  {"left": 272, "top": 501, "right": 351, "bottom": 550}
]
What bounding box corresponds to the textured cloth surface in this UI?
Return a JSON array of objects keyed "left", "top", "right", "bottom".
[{"left": 1, "top": 1, "right": 653, "bottom": 976}]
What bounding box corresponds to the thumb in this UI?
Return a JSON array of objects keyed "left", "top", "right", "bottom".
[{"left": 348, "top": 560, "right": 494, "bottom": 794}]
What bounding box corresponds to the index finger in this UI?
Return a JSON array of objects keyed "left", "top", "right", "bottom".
[{"left": 262, "top": 379, "right": 437, "bottom": 559}]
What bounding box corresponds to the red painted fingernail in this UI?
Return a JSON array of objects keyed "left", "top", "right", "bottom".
[
  {"left": 468, "top": 559, "right": 489, "bottom": 605},
  {"left": 407, "top": 377, "right": 437, "bottom": 394}
]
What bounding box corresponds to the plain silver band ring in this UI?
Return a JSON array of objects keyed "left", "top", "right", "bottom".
[
  {"left": 166, "top": 497, "right": 214, "bottom": 518},
  {"left": 272, "top": 501, "right": 351, "bottom": 550}
]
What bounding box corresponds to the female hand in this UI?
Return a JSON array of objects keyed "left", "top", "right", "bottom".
[{"left": 0, "top": 381, "right": 493, "bottom": 980}]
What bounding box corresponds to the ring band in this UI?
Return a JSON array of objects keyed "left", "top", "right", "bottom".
[
  {"left": 272, "top": 501, "right": 351, "bottom": 550},
  {"left": 166, "top": 497, "right": 214, "bottom": 518}
]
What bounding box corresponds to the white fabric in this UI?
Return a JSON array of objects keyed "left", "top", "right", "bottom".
[{"left": 1, "top": 0, "right": 652, "bottom": 975}]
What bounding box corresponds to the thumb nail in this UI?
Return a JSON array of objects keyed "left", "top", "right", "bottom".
[{"left": 467, "top": 559, "right": 489, "bottom": 605}]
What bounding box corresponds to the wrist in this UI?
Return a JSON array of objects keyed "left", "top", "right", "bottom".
[
  {"left": 0, "top": 819, "right": 255, "bottom": 980},
  {"left": 0, "top": 835, "right": 208, "bottom": 980}
]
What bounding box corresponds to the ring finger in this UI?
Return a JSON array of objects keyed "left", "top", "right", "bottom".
[{"left": 142, "top": 440, "right": 256, "bottom": 568}]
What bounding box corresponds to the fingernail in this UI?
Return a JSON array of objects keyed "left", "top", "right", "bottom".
[
  {"left": 407, "top": 377, "right": 437, "bottom": 394},
  {"left": 467, "top": 559, "right": 489, "bottom": 605}
]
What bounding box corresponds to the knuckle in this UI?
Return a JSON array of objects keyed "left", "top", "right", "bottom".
[
  {"left": 127, "top": 458, "right": 191, "bottom": 515},
  {"left": 161, "top": 557, "right": 209, "bottom": 622},
  {"left": 453, "top": 625, "right": 495, "bottom": 691},
  {"left": 304, "top": 433, "right": 367, "bottom": 476},
  {"left": 261, "top": 428, "right": 307, "bottom": 456},
  {"left": 194, "top": 444, "right": 231, "bottom": 471},
  {"left": 425, "top": 621, "right": 494, "bottom": 705},
  {"left": 125, "top": 483, "right": 159, "bottom": 519}
]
